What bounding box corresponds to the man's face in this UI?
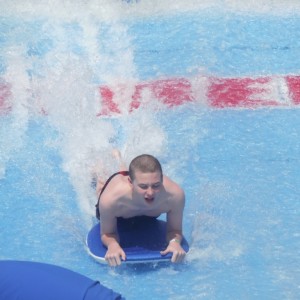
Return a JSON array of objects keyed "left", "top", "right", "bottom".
[{"left": 130, "top": 170, "right": 163, "bottom": 204}]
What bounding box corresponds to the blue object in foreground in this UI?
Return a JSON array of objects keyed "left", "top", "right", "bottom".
[
  {"left": 0, "top": 261, "right": 125, "bottom": 300},
  {"left": 87, "top": 218, "right": 189, "bottom": 264}
]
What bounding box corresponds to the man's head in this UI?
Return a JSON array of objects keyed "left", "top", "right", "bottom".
[
  {"left": 128, "top": 154, "right": 163, "bottom": 181},
  {"left": 128, "top": 154, "right": 163, "bottom": 204}
]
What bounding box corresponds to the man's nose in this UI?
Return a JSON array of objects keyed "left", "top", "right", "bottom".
[{"left": 146, "top": 187, "right": 154, "bottom": 195}]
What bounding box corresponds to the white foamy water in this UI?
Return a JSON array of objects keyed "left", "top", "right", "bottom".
[
  {"left": 1, "top": 1, "right": 137, "bottom": 218},
  {"left": 0, "top": 46, "right": 32, "bottom": 179}
]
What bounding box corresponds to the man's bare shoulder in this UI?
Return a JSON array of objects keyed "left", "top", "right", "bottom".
[
  {"left": 99, "top": 176, "right": 131, "bottom": 209},
  {"left": 163, "top": 175, "right": 185, "bottom": 201}
]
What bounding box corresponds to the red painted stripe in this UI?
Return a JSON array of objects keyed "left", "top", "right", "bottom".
[
  {"left": 1, "top": 75, "right": 300, "bottom": 116},
  {"left": 99, "top": 86, "right": 121, "bottom": 115},
  {"left": 0, "top": 81, "right": 12, "bottom": 115},
  {"left": 286, "top": 76, "right": 300, "bottom": 105},
  {"left": 207, "top": 77, "right": 280, "bottom": 108},
  {"left": 97, "top": 78, "right": 193, "bottom": 116}
]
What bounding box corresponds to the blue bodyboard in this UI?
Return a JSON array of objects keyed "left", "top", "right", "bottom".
[{"left": 86, "top": 218, "right": 189, "bottom": 264}]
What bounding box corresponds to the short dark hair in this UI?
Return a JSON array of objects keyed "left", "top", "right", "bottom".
[{"left": 129, "top": 154, "right": 163, "bottom": 180}]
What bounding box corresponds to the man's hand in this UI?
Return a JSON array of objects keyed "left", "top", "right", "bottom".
[
  {"left": 160, "top": 240, "right": 186, "bottom": 263},
  {"left": 105, "top": 242, "right": 126, "bottom": 267}
]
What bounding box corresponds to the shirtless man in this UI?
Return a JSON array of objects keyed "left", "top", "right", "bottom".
[{"left": 95, "top": 153, "right": 186, "bottom": 267}]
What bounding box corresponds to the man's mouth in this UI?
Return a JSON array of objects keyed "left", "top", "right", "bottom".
[{"left": 145, "top": 197, "right": 154, "bottom": 204}]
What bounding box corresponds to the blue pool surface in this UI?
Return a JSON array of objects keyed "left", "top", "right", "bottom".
[
  {"left": 1, "top": 2, "right": 300, "bottom": 299},
  {"left": 1, "top": 108, "right": 300, "bottom": 299}
]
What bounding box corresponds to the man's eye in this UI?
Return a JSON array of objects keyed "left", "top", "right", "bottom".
[
  {"left": 139, "top": 185, "right": 148, "bottom": 190},
  {"left": 152, "top": 184, "right": 161, "bottom": 189}
]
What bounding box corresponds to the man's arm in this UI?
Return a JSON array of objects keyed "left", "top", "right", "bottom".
[
  {"left": 160, "top": 187, "right": 186, "bottom": 263},
  {"left": 99, "top": 202, "right": 126, "bottom": 266}
]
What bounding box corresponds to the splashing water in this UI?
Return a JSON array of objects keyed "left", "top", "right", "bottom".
[
  {"left": 0, "top": 2, "right": 169, "bottom": 218},
  {"left": 1, "top": 1, "right": 300, "bottom": 299}
]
